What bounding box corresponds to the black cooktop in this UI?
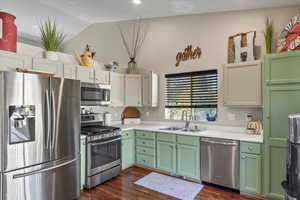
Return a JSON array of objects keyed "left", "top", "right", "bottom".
[{"left": 81, "top": 125, "right": 120, "bottom": 136}]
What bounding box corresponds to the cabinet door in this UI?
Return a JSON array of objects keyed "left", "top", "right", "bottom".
[
  {"left": 95, "top": 70, "right": 110, "bottom": 84},
  {"left": 80, "top": 138, "right": 86, "bottom": 189},
  {"left": 125, "top": 74, "right": 142, "bottom": 107},
  {"left": 151, "top": 72, "right": 159, "bottom": 107},
  {"left": 142, "top": 74, "right": 151, "bottom": 106},
  {"left": 142, "top": 72, "right": 159, "bottom": 107},
  {"left": 76, "top": 66, "right": 94, "bottom": 83},
  {"left": 63, "top": 64, "right": 76, "bottom": 79},
  {"left": 224, "top": 61, "right": 261, "bottom": 106},
  {"left": 122, "top": 138, "right": 135, "bottom": 170},
  {"left": 240, "top": 153, "right": 261, "bottom": 195},
  {"left": 177, "top": 144, "right": 200, "bottom": 180},
  {"left": 263, "top": 86, "right": 297, "bottom": 199},
  {"left": 0, "top": 50, "right": 32, "bottom": 71},
  {"left": 32, "top": 58, "right": 63, "bottom": 77},
  {"left": 157, "top": 141, "right": 176, "bottom": 173},
  {"left": 110, "top": 72, "right": 125, "bottom": 107}
]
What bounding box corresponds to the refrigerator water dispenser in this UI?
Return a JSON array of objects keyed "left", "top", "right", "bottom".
[{"left": 9, "top": 105, "right": 35, "bottom": 144}]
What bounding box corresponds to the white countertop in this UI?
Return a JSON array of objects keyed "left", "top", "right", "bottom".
[{"left": 114, "top": 122, "right": 263, "bottom": 143}]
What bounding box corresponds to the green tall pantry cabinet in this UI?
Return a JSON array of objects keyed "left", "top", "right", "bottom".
[{"left": 263, "top": 51, "right": 300, "bottom": 199}]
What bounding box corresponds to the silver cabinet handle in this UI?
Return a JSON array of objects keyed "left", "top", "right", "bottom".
[{"left": 13, "top": 158, "right": 77, "bottom": 179}]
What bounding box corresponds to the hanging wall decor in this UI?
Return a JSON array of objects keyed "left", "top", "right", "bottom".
[
  {"left": 277, "top": 13, "right": 300, "bottom": 52},
  {"left": 0, "top": 12, "right": 17, "bottom": 52},
  {"left": 228, "top": 31, "right": 256, "bottom": 63},
  {"left": 175, "top": 45, "right": 202, "bottom": 67}
]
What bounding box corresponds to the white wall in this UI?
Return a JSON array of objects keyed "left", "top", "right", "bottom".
[{"left": 64, "top": 6, "right": 300, "bottom": 126}]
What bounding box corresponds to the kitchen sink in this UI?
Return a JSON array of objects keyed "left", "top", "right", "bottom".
[
  {"left": 160, "top": 126, "right": 204, "bottom": 132},
  {"left": 181, "top": 128, "right": 203, "bottom": 133},
  {"left": 159, "top": 127, "right": 182, "bottom": 131}
]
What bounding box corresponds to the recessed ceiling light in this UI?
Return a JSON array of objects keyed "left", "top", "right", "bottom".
[{"left": 132, "top": 0, "right": 142, "bottom": 5}]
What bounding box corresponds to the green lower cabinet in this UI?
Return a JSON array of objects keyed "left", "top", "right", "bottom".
[
  {"left": 240, "top": 153, "right": 262, "bottom": 196},
  {"left": 122, "top": 131, "right": 135, "bottom": 170},
  {"left": 157, "top": 141, "right": 176, "bottom": 173},
  {"left": 176, "top": 144, "right": 200, "bottom": 180},
  {"left": 136, "top": 154, "right": 156, "bottom": 168}
]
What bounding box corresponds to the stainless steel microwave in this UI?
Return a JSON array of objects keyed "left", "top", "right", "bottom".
[{"left": 81, "top": 83, "right": 111, "bottom": 106}]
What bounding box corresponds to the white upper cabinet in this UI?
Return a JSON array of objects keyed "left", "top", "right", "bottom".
[
  {"left": 95, "top": 70, "right": 110, "bottom": 84},
  {"left": 76, "top": 66, "right": 95, "bottom": 83},
  {"left": 125, "top": 74, "right": 142, "bottom": 107},
  {"left": 142, "top": 72, "right": 159, "bottom": 107},
  {"left": 223, "top": 60, "right": 261, "bottom": 107},
  {"left": 110, "top": 72, "right": 125, "bottom": 107},
  {"left": 32, "top": 58, "right": 63, "bottom": 77},
  {"left": 0, "top": 50, "right": 32, "bottom": 71},
  {"left": 63, "top": 64, "right": 77, "bottom": 79}
]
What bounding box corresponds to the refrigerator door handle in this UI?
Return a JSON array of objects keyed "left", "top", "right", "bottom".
[
  {"left": 45, "top": 89, "right": 51, "bottom": 149},
  {"left": 51, "top": 90, "right": 57, "bottom": 151},
  {"left": 12, "top": 158, "right": 77, "bottom": 179}
]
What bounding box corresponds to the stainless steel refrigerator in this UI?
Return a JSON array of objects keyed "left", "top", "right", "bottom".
[
  {"left": 0, "top": 72, "right": 81, "bottom": 200},
  {"left": 282, "top": 114, "right": 300, "bottom": 200}
]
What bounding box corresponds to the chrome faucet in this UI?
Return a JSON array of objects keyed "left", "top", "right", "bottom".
[{"left": 182, "top": 110, "right": 192, "bottom": 130}]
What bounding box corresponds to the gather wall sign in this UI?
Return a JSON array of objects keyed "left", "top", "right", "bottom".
[{"left": 175, "top": 45, "right": 202, "bottom": 67}]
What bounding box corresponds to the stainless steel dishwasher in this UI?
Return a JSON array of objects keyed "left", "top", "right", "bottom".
[{"left": 200, "top": 137, "right": 240, "bottom": 189}]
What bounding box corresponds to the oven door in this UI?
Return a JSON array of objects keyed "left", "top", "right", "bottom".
[
  {"left": 87, "top": 137, "right": 121, "bottom": 176},
  {"left": 81, "top": 84, "right": 111, "bottom": 106}
]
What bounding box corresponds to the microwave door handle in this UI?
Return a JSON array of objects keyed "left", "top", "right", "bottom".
[
  {"left": 90, "top": 138, "right": 121, "bottom": 146},
  {"left": 45, "top": 90, "right": 51, "bottom": 150}
]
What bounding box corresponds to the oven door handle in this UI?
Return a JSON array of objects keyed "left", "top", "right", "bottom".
[{"left": 90, "top": 137, "right": 121, "bottom": 146}]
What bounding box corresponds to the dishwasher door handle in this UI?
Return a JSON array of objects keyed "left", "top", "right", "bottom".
[{"left": 201, "top": 140, "right": 239, "bottom": 146}]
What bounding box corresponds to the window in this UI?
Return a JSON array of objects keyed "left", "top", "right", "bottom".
[{"left": 165, "top": 70, "right": 218, "bottom": 121}]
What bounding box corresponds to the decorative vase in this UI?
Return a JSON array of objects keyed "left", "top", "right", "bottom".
[
  {"left": 0, "top": 12, "right": 17, "bottom": 52},
  {"left": 127, "top": 57, "right": 138, "bottom": 74},
  {"left": 45, "top": 51, "right": 59, "bottom": 61}
]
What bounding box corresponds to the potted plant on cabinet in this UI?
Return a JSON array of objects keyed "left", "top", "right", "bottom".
[
  {"left": 264, "top": 17, "right": 273, "bottom": 54},
  {"left": 39, "top": 19, "right": 66, "bottom": 61}
]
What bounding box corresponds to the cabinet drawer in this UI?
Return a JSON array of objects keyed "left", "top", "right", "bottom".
[
  {"left": 135, "top": 130, "right": 155, "bottom": 140},
  {"left": 122, "top": 130, "right": 135, "bottom": 139},
  {"left": 177, "top": 135, "right": 199, "bottom": 146},
  {"left": 136, "top": 138, "right": 155, "bottom": 148},
  {"left": 157, "top": 132, "right": 176, "bottom": 142},
  {"left": 241, "top": 142, "right": 261, "bottom": 154},
  {"left": 136, "top": 154, "right": 156, "bottom": 168},
  {"left": 136, "top": 146, "right": 155, "bottom": 156}
]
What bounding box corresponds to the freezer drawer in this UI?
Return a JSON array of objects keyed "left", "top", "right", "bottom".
[
  {"left": 2, "top": 158, "right": 80, "bottom": 200},
  {"left": 201, "top": 137, "right": 240, "bottom": 189}
]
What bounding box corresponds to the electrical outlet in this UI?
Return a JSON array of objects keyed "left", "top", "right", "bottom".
[
  {"left": 146, "top": 112, "right": 150, "bottom": 116},
  {"left": 246, "top": 113, "right": 253, "bottom": 122},
  {"left": 227, "top": 113, "right": 236, "bottom": 121}
]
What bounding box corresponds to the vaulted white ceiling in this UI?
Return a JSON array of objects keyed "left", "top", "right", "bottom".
[{"left": 1, "top": 0, "right": 300, "bottom": 41}]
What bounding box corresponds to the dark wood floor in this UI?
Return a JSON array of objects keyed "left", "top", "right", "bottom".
[{"left": 80, "top": 166, "right": 264, "bottom": 200}]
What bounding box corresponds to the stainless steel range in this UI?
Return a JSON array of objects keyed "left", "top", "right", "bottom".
[{"left": 81, "top": 113, "right": 121, "bottom": 189}]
